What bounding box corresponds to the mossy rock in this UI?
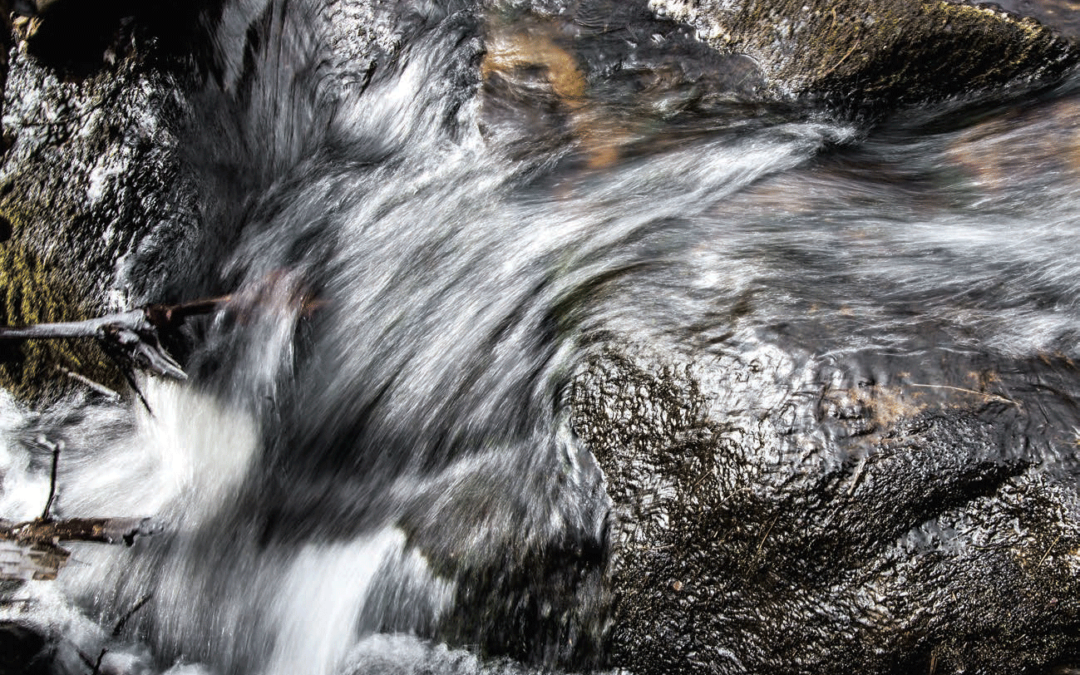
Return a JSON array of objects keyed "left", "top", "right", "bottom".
[
  {"left": 0, "top": 236, "right": 123, "bottom": 402},
  {"left": 0, "top": 22, "right": 198, "bottom": 403},
  {"left": 650, "top": 0, "right": 1080, "bottom": 108}
]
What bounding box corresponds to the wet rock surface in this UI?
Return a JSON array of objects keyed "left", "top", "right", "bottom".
[
  {"left": 650, "top": 0, "right": 1080, "bottom": 108},
  {"left": 992, "top": 0, "right": 1080, "bottom": 39},
  {"left": 0, "top": 9, "right": 198, "bottom": 400},
  {"left": 0, "top": 620, "right": 52, "bottom": 675},
  {"left": 570, "top": 343, "right": 1080, "bottom": 674}
]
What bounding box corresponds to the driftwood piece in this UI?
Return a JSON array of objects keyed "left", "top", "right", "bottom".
[
  {"left": 0, "top": 307, "right": 188, "bottom": 380},
  {"left": 0, "top": 439, "right": 159, "bottom": 582},
  {"left": 0, "top": 518, "right": 158, "bottom": 581},
  {"left": 0, "top": 517, "right": 158, "bottom": 546},
  {"left": 0, "top": 291, "right": 321, "bottom": 385}
]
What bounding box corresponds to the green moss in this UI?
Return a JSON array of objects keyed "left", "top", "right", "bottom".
[{"left": 0, "top": 222, "right": 123, "bottom": 403}]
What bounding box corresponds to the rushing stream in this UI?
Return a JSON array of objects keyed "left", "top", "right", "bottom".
[{"left": 2, "top": 1, "right": 1080, "bottom": 673}]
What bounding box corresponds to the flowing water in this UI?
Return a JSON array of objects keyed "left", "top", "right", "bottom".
[{"left": 3, "top": 1, "right": 1080, "bottom": 673}]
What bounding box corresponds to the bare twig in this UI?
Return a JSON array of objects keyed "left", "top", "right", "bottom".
[
  {"left": 0, "top": 597, "right": 34, "bottom": 610},
  {"left": 1036, "top": 534, "right": 1063, "bottom": 569},
  {"left": 74, "top": 646, "right": 98, "bottom": 672},
  {"left": 756, "top": 514, "right": 780, "bottom": 556},
  {"left": 0, "top": 517, "right": 158, "bottom": 581},
  {"left": 112, "top": 593, "right": 152, "bottom": 637},
  {"left": 1, "top": 517, "right": 158, "bottom": 546},
  {"left": 907, "top": 383, "right": 1018, "bottom": 407},
  {"left": 59, "top": 368, "right": 122, "bottom": 401},
  {"left": 0, "top": 308, "right": 186, "bottom": 380},
  {"left": 91, "top": 648, "right": 108, "bottom": 675},
  {"left": 39, "top": 436, "right": 62, "bottom": 521},
  {"left": 820, "top": 39, "right": 861, "bottom": 79},
  {"left": 0, "top": 292, "right": 324, "bottom": 383},
  {"left": 846, "top": 455, "right": 868, "bottom": 497}
]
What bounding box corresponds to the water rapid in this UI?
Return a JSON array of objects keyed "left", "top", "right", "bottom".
[{"left": 3, "top": 1, "right": 1080, "bottom": 673}]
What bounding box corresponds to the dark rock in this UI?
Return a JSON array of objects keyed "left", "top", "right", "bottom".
[
  {"left": 570, "top": 345, "right": 1080, "bottom": 674},
  {"left": 650, "top": 0, "right": 1080, "bottom": 109},
  {"left": 0, "top": 13, "right": 199, "bottom": 401},
  {"left": 0, "top": 621, "right": 52, "bottom": 675}
]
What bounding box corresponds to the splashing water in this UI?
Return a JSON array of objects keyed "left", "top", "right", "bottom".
[{"left": 4, "top": 0, "right": 1080, "bottom": 673}]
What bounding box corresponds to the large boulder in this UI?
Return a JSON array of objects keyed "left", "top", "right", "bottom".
[
  {"left": 570, "top": 341, "right": 1080, "bottom": 674},
  {"left": 649, "top": 0, "right": 1080, "bottom": 107},
  {"left": 0, "top": 8, "right": 198, "bottom": 400}
]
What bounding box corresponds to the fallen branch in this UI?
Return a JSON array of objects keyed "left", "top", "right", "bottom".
[
  {"left": 0, "top": 290, "right": 324, "bottom": 385},
  {"left": 1, "top": 517, "right": 158, "bottom": 547},
  {"left": 0, "top": 440, "right": 159, "bottom": 581},
  {"left": 0, "top": 307, "right": 188, "bottom": 381},
  {"left": 0, "top": 517, "right": 159, "bottom": 581}
]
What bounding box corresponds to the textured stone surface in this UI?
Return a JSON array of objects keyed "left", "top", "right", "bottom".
[
  {"left": 649, "top": 0, "right": 1080, "bottom": 107},
  {"left": 0, "top": 13, "right": 197, "bottom": 400},
  {"left": 570, "top": 345, "right": 1080, "bottom": 674}
]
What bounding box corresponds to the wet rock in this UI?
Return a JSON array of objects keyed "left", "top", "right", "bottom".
[
  {"left": 569, "top": 344, "right": 1080, "bottom": 674},
  {"left": 0, "top": 10, "right": 199, "bottom": 401},
  {"left": 649, "top": 0, "right": 1080, "bottom": 109},
  {"left": 0, "top": 621, "right": 52, "bottom": 675},
  {"left": 990, "top": 0, "right": 1080, "bottom": 39},
  {"left": 944, "top": 94, "right": 1080, "bottom": 192}
]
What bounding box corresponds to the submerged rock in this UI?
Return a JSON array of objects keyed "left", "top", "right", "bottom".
[{"left": 990, "top": 0, "right": 1080, "bottom": 39}]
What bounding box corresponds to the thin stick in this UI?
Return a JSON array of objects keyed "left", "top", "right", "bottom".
[
  {"left": 60, "top": 368, "right": 121, "bottom": 401},
  {"left": 820, "top": 39, "right": 861, "bottom": 79},
  {"left": 1036, "top": 534, "right": 1063, "bottom": 569},
  {"left": 91, "top": 648, "right": 108, "bottom": 675},
  {"left": 112, "top": 593, "right": 153, "bottom": 637},
  {"left": 74, "top": 647, "right": 97, "bottom": 672},
  {"left": 40, "top": 438, "right": 61, "bottom": 521},
  {"left": 0, "top": 597, "right": 33, "bottom": 610},
  {"left": 756, "top": 514, "right": 780, "bottom": 556},
  {"left": 847, "top": 455, "right": 868, "bottom": 496},
  {"left": 907, "top": 383, "right": 1018, "bottom": 407}
]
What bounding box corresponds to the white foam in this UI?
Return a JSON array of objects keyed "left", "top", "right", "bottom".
[{"left": 264, "top": 528, "right": 410, "bottom": 675}]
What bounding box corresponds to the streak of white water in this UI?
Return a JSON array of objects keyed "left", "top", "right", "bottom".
[
  {"left": 266, "top": 530, "right": 412, "bottom": 675},
  {"left": 58, "top": 381, "right": 260, "bottom": 523},
  {"left": 8, "top": 0, "right": 1080, "bottom": 673}
]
